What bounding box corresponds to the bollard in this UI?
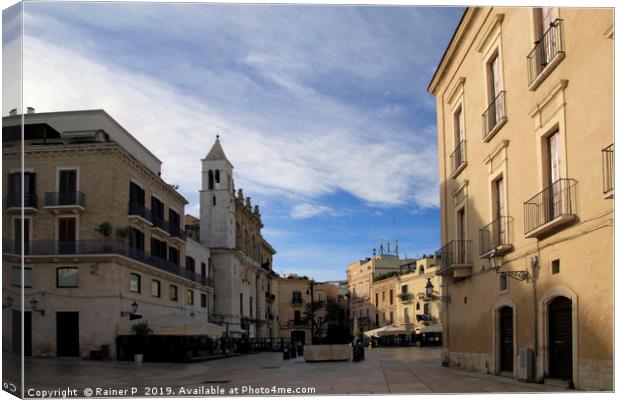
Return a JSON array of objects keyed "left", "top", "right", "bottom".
[{"left": 283, "top": 345, "right": 290, "bottom": 360}]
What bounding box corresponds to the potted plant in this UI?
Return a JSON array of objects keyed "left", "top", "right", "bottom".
[
  {"left": 131, "top": 321, "right": 152, "bottom": 363},
  {"left": 95, "top": 221, "right": 113, "bottom": 252}
]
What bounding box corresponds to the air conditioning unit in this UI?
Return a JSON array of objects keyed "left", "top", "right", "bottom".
[{"left": 519, "top": 347, "right": 535, "bottom": 382}]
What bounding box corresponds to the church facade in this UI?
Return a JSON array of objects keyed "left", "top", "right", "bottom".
[{"left": 196, "top": 137, "right": 278, "bottom": 338}]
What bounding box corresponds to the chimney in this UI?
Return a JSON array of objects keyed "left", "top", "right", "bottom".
[
  {"left": 8, "top": 108, "right": 17, "bottom": 116},
  {"left": 26, "top": 107, "right": 35, "bottom": 114}
]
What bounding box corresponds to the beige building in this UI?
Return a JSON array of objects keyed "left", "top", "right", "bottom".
[
  {"left": 369, "top": 257, "right": 441, "bottom": 332},
  {"left": 2, "top": 109, "right": 214, "bottom": 359},
  {"left": 277, "top": 275, "right": 341, "bottom": 345},
  {"left": 194, "top": 137, "right": 278, "bottom": 338},
  {"left": 428, "top": 7, "right": 613, "bottom": 390}
]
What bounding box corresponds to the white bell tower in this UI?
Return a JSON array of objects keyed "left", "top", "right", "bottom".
[{"left": 200, "top": 135, "right": 236, "bottom": 249}]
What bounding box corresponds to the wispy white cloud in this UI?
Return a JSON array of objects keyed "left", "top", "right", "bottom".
[{"left": 290, "top": 203, "right": 336, "bottom": 219}]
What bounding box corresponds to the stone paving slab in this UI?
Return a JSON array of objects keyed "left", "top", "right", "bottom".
[{"left": 3, "top": 347, "right": 569, "bottom": 397}]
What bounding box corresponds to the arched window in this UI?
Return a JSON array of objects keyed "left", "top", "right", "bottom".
[
  {"left": 215, "top": 170, "right": 220, "bottom": 184},
  {"left": 208, "top": 170, "right": 214, "bottom": 189},
  {"left": 416, "top": 302, "right": 420, "bottom": 310}
]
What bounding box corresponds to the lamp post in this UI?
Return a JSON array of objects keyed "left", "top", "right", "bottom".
[{"left": 306, "top": 280, "right": 316, "bottom": 344}]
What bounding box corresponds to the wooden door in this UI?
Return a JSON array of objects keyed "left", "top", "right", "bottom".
[
  {"left": 58, "top": 218, "right": 77, "bottom": 254},
  {"left": 548, "top": 297, "right": 572, "bottom": 380},
  {"left": 499, "top": 307, "right": 514, "bottom": 373},
  {"left": 56, "top": 312, "right": 80, "bottom": 357}
]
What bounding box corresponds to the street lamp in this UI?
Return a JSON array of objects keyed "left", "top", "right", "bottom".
[
  {"left": 306, "top": 280, "right": 316, "bottom": 344},
  {"left": 30, "top": 297, "right": 45, "bottom": 316},
  {"left": 425, "top": 278, "right": 434, "bottom": 298}
]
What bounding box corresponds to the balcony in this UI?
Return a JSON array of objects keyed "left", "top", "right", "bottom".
[
  {"left": 479, "top": 216, "right": 514, "bottom": 257},
  {"left": 482, "top": 91, "right": 507, "bottom": 142},
  {"left": 527, "top": 19, "right": 565, "bottom": 90},
  {"left": 524, "top": 178, "right": 577, "bottom": 238},
  {"left": 44, "top": 192, "right": 85, "bottom": 213},
  {"left": 128, "top": 202, "right": 153, "bottom": 226},
  {"left": 5, "top": 193, "right": 38, "bottom": 214},
  {"left": 291, "top": 297, "right": 304, "bottom": 306},
  {"left": 169, "top": 226, "right": 187, "bottom": 241},
  {"left": 450, "top": 140, "right": 467, "bottom": 178},
  {"left": 2, "top": 239, "right": 213, "bottom": 288},
  {"left": 151, "top": 214, "right": 170, "bottom": 236},
  {"left": 266, "top": 293, "right": 276, "bottom": 302},
  {"left": 602, "top": 144, "right": 614, "bottom": 198},
  {"left": 398, "top": 292, "right": 413, "bottom": 303},
  {"left": 435, "top": 240, "right": 472, "bottom": 278},
  {"left": 417, "top": 292, "right": 433, "bottom": 302}
]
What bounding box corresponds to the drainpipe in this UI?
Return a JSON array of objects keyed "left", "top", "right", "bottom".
[{"left": 532, "top": 244, "right": 541, "bottom": 383}]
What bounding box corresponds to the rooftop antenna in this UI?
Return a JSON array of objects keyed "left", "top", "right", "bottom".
[
  {"left": 380, "top": 238, "right": 384, "bottom": 256},
  {"left": 387, "top": 241, "right": 391, "bottom": 255},
  {"left": 395, "top": 240, "right": 399, "bottom": 258}
]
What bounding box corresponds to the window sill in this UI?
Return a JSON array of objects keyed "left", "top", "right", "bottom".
[
  {"left": 528, "top": 52, "right": 566, "bottom": 91},
  {"left": 482, "top": 117, "right": 508, "bottom": 143},
  {"left": 450, "top": 161, "right": 468, "bottom": 179}
]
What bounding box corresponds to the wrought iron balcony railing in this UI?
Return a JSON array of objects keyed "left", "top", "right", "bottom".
[
  {"left": 398, "top": 292, "right": 413, "bottom": 302},
  {"left": 435, "top": 240, "right": 472, "bottom": 271},
  {"left": 291, "top": 297, "right": 304, "bottom": 305},
  {"left": 602, "top": 144, "right": 614, "bottom": 196},
  {"left": 527, "top": 19, "right": 564, "bottom": 86},
  {"left": 479, "top": 216, "right": 512, "bottom": 256},
  {"left": 128, "top": 202, "right": 152, "bottom": 223},
  {"left": 524, "top": 178, "right": 577, "bottom": 236},
  {"left": 151, "top": 214, "right": 170, "bottom": 234},
  {"left": 482, "top": 91, "right": 506, "bottom": 138},
  {"left": 6, "top": 193, "right": 37, "bottom": 209},
  {"left": 2, "top": 239, "right": 213, "bottom": 287},
  {"left": 44, "top": 192, "right": 85, "bottom": 208},
  {"left": 450, "top": 140, "right": 466, "bottom": 175},
  {"left": 169, "top": 226, "right": 187, "bottom": 240}
]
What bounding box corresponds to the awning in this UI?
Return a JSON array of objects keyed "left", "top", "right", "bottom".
[
  {"left": 117, "top": 314, "right": 224, "bottom": 338},
  {"left": 363, "top": 325, "right": 413, "bottom": 337},
  {"left": 419, "top": 323, "right": 443, "bottom": 334}
]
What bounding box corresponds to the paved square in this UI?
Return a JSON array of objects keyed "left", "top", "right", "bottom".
[{"left": 4, "top": 347, "right": 568, "bottom": 397}]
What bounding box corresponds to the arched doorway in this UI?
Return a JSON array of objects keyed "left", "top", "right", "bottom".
[
  {"left": 498, "top": 306, "right": 514, "bottom": 373},
  {"left": 548, "top": 296, "right": 572, "bottom": 380}
]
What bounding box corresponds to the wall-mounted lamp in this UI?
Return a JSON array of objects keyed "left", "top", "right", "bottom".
[
  {"left": 30, "top": 297, "right": 45, "bottom": 316},
  {"left": 190, "top": 311, "right": 196, "bottom": 318},
  {"left": 425, "top": 278, "right": 434, "bottom": 298},
  {"left": 121, "top": 301, "right": 139, "bottom": 317},
  {"left": 490, "top": 249, "right": 529, "bottom": 281},
  {"left": 3, "top": 295, "right": 14, "bottom": 309}
]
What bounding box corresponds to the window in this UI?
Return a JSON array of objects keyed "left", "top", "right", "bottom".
[
  {"left": 129, "top": 228, "right": 145, "bottom": 251},
  {"left": 186, "top": 256, "right": 195, "bottom": 272},
  {"left": 169, "top": 209, "right": 180, "bottom": 232},
  {"left": 212, "top": 196, "right": 216, "bottom": 206},
  {"left": 152, "top": 279, "right": 161, "bottom": 297},
  {"left": 318, "top": 292, "right": 324, "bottom": 302},
  {"left": 129, "top": 273, "right": 141, "bottom": 293},
  {"left": 375, "top": 313, "right": 379, "bottom": 327},
  {"left": 150, "top": 238, "right": 167, "bottom": 260},
  {"left": 201, "top": 293, "right": 207, "bottom": 308},
  {"left": 58, "top": 217, "right": 77, "bottom": 254},
  {"left": 8, "top": 171, "right": 36, "bottom": 207},
  {"left": 401, "top": 285, "right": 408, "bottom": 294},
  {"left": 552, "top": 259, "right": 560, "bottom": 274},
  {"left": 58, "top": 169, "right": 77, "bottom": 193},
  {"left": 170, "top": 284, "right": 178, "bottom": 301},
  {"left": 12, "top": 267, "right": 32, "bottom": 288},
  {"left": 389, "top": 311, "right": 394, "bottom": 324},
  {"left": 57, "top": 267, "right": 79, "bottom": 288},
  {"left": 208, "top": 170, "right": 214, "bottom": 190},
  {"left": 404, "top": 308, "right": 410, "bottom": 324},
  {"left": 499, "top": 274, "right": 508, "bottom": 291},
  {"left": 294, "top": 310, "right": 301, "bottom": 325},
  {"left": 482, "top": 50, "right": 506, "bottom": 140},
  {"left": 13, "top": 217, "right": 30, "bottom": 254},
  {"left": 451, "top": 106, "right": 466, "bottom": 174},
  {"left": 389, "top": 289, "right": 394, "bottom": 305},
  {"left": 528, "top": 8, "right": 563, "bottom": 88},
  {"left": 375, "top": 293, "right": 379, "bottom": 306},
  {"left": 129, "top": 182, "right": 145, "bottom": 206},
  {"left": 169, "top": 246, "right": 179, "bottom": 265},
  {"left": 240, "top": 293, "right": 244, "bottom": 315},
  {"left": 201, "top": 262, "right": 207, "bottom": 277},
  {"left": 250, "top": 296, "right": 253, "bottom": 317},
  {"left": 151, "top": 196, "right": 164, "bottom": 221},
  {"left": 187, "top": 290, "right": 194, "bottom": 305},
  {"left": 215, "top": 170, "right": 220, "bottom": 184},
  {"left": 292, "top": 291, "right": 302, "bottom": 303},
  {"left": 416, "top": 302, "right": 420, "bottom": 311},
  {"left": 382, "top": 291, "right": 385, "bottom": 301}
]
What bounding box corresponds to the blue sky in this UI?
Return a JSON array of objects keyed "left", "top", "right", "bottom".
[{"left": 4, "top": 2, "right": 463, "bottom": 281}]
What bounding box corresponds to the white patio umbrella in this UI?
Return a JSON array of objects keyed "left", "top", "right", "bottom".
[
  {"left": 363, "top": 325, "right": 412, "bottom": 337},
  {"left": 117, "top": 314, "right": 224, "bottom": 338}
]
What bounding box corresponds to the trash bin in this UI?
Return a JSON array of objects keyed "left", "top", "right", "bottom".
[
  {"left": 283, "top": 345, "right": 290, "bottom": 360},
  {"left": 352, "top": 345, "right": 363, "bottom": 362}
]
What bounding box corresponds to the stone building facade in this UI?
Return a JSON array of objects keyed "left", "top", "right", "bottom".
[
  {"left": 428, "top": 7, "right": 613, "bottom": 390},
  {"left": 2, "top": 110, "right": 214, "bottom": 359}
]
